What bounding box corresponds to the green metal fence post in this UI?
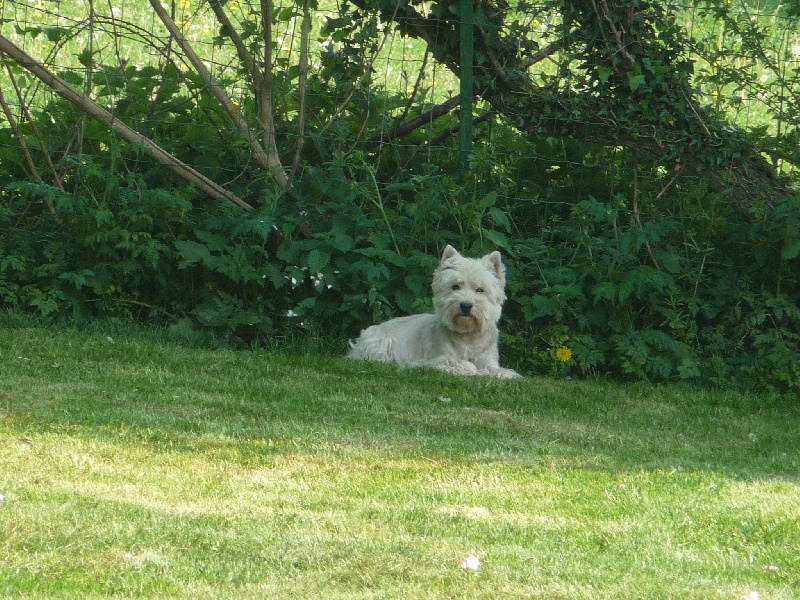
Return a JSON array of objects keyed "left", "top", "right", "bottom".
[{"left": 459, "top": 0, "right": 474, "bottom": 188}]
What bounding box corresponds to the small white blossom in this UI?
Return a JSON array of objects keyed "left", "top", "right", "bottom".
[{"left": 460, "top": 555, "right": 480, "bottom": 571}]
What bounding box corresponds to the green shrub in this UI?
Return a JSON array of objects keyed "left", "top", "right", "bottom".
[{"left": 1, "top": 38, "right": 798, "bottom": 393}]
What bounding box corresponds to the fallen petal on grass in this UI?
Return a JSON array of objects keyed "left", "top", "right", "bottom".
[{"left": 460, "top": 555, "right": 480, "bottom": 571}]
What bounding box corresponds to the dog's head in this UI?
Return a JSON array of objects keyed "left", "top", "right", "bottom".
[{"left": 431, "top": 245, "right": 507, "bottom": 334}]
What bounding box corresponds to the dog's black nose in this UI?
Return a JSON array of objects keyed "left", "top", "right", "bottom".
[{"left": 459, "top": 301, "right": 473, "bottom": 315}]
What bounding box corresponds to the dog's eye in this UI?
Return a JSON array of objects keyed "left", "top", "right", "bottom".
[
  {"left": 451, "top": 284, "right": 460, "bottom": 291},
  {"left": 476, "top": 287, "right": 484, "bottom": 293}
]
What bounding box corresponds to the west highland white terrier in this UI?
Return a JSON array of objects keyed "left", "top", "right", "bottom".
[{"left": 347, "top": 245, "right": 520, "bottom": 378}]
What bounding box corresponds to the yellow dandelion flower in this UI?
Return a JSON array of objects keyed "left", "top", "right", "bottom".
[{"left": 556, "top": 347, "right": 572, "bottom": 363}]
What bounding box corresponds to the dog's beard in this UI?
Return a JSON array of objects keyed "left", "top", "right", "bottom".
[{"left": 447, "top": 310, "right": 482, "bottom": 334}]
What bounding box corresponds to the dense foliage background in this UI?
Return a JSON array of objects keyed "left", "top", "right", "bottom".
[{"left": 1, "top": 0, "right": 799, "bottom": 392}]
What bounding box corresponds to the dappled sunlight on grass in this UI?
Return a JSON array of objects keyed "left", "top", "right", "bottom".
[{"left": 1, "top": 326, "right": 799, "bottom": 598}]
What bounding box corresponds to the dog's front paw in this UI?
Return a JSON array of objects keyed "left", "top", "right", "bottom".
[
  {"left": 493, "top": 367, "right": 522, "bottom": 379},
  {"left": 442, "top": 359, "right": 480, "bottom": 376}
]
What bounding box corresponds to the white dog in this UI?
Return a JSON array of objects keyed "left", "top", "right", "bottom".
[{"left": 348, "top": 245, "right": 520, "bottom": 378}]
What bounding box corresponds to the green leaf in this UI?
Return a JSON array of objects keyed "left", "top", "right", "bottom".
[
  {"left": 677, "top": 358, "right": 701, "bottom": 379},
  {"left": 490, "top": 207, "right": 511, "bottom": 232},
  {"left": 781, "top": 236, "right": 800, "bottom": 261},
  {"left": 78, "top": 49, "right": 93, "bottom": 68},
  {"left": 325, "top": 231, "right": 354, "bottom": 253},
  {"left": 44, "top": 27, "right": 68, "bottom": 42},
  {"left": 628, "top": 72, "right": 646, "bottom": 92},
  {"left": 522, "top": 295, "right": 555, "bottom": 320},
  {"left": 482, "top": 229, "right": 511, "bottom": 252},
  {"left": 277, "top": 7, "right": 299, "bottom": 21},
  {"left": 592, "top": 281, "right": 618, "bottom": 304},
  {"left": 478, "top": 191, "right": 498, "bottom": 209},
  {"left": 307, "top": 249, "right": 330, "bottom": 274},
  {"left": 175, "top": 241, "right": 212, "bottom": 268},
  {"left": 59, "top": 270, "right": 95, "bottom": 289}
]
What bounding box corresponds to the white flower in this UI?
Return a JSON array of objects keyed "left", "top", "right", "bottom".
[
  {"left": 460, "top": 554, "right": 480, "bottom": 571},
  {"left": 744, "top": 592, "right": 759, "bottom": 600}
]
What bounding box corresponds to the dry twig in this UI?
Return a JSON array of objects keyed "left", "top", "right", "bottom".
[{"left": 0, "top": 34, "right": 252, "bottom": 211}]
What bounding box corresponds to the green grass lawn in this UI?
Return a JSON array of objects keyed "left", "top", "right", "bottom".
[{"left": 1, "top": 324, "right": 798, "bottom": 598}]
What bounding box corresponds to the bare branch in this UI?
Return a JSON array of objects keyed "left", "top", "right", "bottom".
[
  {"left": 399, "top": 50, "right": 429, "bottom": 124},
  {"left": 367, "top": 95, "right": 461, "bottom": 149},
  {"left": 631, "top": 151, "right": 659, "bottom": 269},
  {"left": 591, "top": 0, "right": 635, "bottom": 71},
  {"left": 522, "top": 39, "right": 568, "bottom": 68},
  {"left": 0, "top": 34, "right": 252, "bottom": 211},
  {"left": 207, "top": 0, "right": 262, "bottom": 88},
  {"left": 254, "top": 0, "right": 291, "bottom": 189},
  {"left": 0, "top": 79, "right": 56, "bottom": 215},
  {"left": 4, "top": 63, "right": 65, "bottom": 192},
  {"left": 289, "top": 0, "right": 311, "bottom": 182},
  {"left": 148, "top": 0, "right": 289, "bottom": 188}
]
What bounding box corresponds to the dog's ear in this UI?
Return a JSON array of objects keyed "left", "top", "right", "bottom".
[
  {"left": 484, "top": 251, "right": 506, "bottom": 284},
  {"left": 441, "top": 245, "right": 461, "bottom": 262}
]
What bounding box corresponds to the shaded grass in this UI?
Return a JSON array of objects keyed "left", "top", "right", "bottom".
[{"left": 1, "top": 324, "right": 799, "bottom": 598}]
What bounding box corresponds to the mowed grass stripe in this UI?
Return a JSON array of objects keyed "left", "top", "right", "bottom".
[{"left": 1, "top": 326, "right": 798, "bottom": 598}]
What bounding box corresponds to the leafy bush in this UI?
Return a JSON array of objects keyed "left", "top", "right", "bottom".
[
  {"left": 2, "top": 2, "right": 799, "bottom": 394},
  {"left": 4, "top": 114, "right": 798, "bottom": 393}
]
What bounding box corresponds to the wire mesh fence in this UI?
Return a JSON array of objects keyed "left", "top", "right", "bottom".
[{"left": 1, "top": 0, "right": 799, "bottom": 204}]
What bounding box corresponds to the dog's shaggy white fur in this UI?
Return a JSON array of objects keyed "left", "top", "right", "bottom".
[{"left": 348, "top": 245, "right": 520, "bottom": 378}]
